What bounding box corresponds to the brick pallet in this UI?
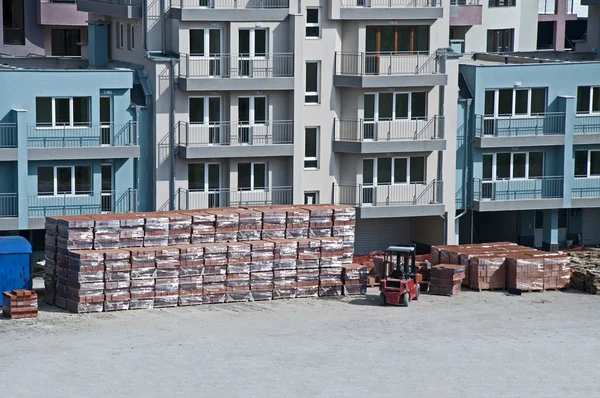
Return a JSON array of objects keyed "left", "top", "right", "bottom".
[
  {"left": 342, "top": 264, "right": 368, "bottom": 295},
  {"left": 44, "top": 205, "right": 358, "bottom": 313},
  {"left": 430, "top": 264, "right": 465, "bottom": 296},
  {"left": 3, "top": 290, "right": 38, "bottom": 319}
]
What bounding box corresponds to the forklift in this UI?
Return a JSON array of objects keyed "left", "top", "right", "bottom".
[{"left": 379, "top": 245, "right": 420, "bottom": 307}]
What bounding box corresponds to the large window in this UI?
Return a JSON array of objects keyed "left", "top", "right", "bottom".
[
  {"left": 306, "top": 8, "right": 320, "bottom": 38},
  {"left": 37, "top": 166, "right": 92, "bottom": 196},
  {"left": 36, "top": 97, "right": 91, "bottom": 128},
  {"left": 305, "top": 62, "right": 320, "bottom": 104},
  {"left": 189, "top": 97, "right": 221, "bottom": 124},
  {"left": 364, "top": 92, "right": 427, "bottom": 121},
  {"left": 51, "top": 29, "right": 81, "bottom": 57},
  {"left": 576, "top": 86, "right": 600, "bottom": 114},
  {"left": 188, "top": 163, "right": 220, "bottom": 191},
  {"left": 483, "top": 152, "right": 544, "bottom": 180},
  {"left": 363, "top": 157, "right": 426, "bottom": 184},
  {"left": 238, "top": 163, "right": 266, "bottom": 190},
  {"left": 366, "top": 26, "right": 429, "bottom": 54},
  {"left": 575, "top": 150, "right": 600, "bottom": 177},
  {"left": 489, "top": 0, "right": 516, "bottom": 6},
  {"left": 2, "top": 0, "right": 24, "bottom": 45},
  {"left": 304, "top": 127, "right": 319, "bottom": 169},
  {"left": 484, "top": 88, "right": 547, "bottom": 116},
  {"left": 487, "top": 29, "right": 514, "bottom": 52}
]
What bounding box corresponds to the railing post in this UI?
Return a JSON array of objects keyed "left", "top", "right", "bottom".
[
  {"left": 358, "top": 183, "right": 363, "bottom": 206},
  {"left": 186, "top": 54, "right": 190, "bottom": 78},
  {"left": 361, "top": 52, "right": 365, "bottom": 76}
]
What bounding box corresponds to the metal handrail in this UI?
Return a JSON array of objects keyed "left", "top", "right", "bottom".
[
  {"left": 179, "top": 53, "right": 294, "bottom": 78},
  {"left": 473, "top": 177, "right": 563, "bottom": 201},
  {"left": 28, "top": 121, "right": 138, "bottom": 147},
  {"left": 334, "top": 116, "right": 444, "bottom": 142},
  {"left": 177, "top": 186, "right": 293, "bottom": 209},
  {"left": 474, "top": 113, "right": 565, "bottom": 137},
  {"left": 335, "top": 51, "right": 443, "bottom": 76},
  {"left": 177, "top": 120, "right": 293, "bottom": 146},
  {"left": 333, "top": 180, "right": 442, "bottom": 207}
]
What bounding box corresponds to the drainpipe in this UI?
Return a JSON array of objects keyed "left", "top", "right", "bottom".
[
  {"left": 455, "top": 99, "right": 473, "bottom": 235},
  {"left": 169, "top": 58, "right": 177, "bottom": 210}
]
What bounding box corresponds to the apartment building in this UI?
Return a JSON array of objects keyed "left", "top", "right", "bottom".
[
  {"left": 537, "top": 0, "right": 579, "bottom": 51},
  {"left": 456, "top": 52, "right": 600, "bottom": 249},
  {"left": 0, "top": 0, "right": 88, "bottom": 56},
  {"left": 449, "top": 0, "right": 539, "bottom": 53},
  {"left": 0, "top": 55, "right": 146, "bottom": 256}
]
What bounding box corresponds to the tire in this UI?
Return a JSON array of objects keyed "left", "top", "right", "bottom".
[
  {"left": 379, "top": 293, "right": 387, "bottom": 306},
  {"left": 401, "top": 293, "right": 409, "bottom": 307},
  {"left": 414, "top": 284, "right": 420, "bottom": 301}
]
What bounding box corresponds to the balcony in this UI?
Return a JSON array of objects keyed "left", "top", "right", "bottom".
[
  {"left": 169, "top": 0, "right": 290, "bottom": 21},
  {"left": 0, "top": 190, "right": 138, "bottom": 230},
  {"left": 176, "top": 187, "right": 293, "bottom": 210},
  {"left": 38, "top": 0, "right": 88, "bottom": 26},
  {"left": 178, "top": 53, "right": 294, "bottom": 91},
  {"left": 450, "top": 0, "right": 482, "bottom": 26},
  {"left": 574, "top": 115, "right": 600, "bottom": 145},
  {"left": 572, "top": 177, "right": 600, "bottom": 207},
  {"left": 474, "top": 113, "right": 566, "bottom": 148},
  {"left": 27, "top": 123, "right": 139, "bottom": 160},
  {"left": 76, "top": 0, "right": 141, "bottom": 19},
  {"left": 336, "top": 0, "right": 443, "bottom": 20},
  {"left": 334, "top": 52, "right": 447, "bottom": 88},
  {"left": 472, "top": 177, "right": 564, "bottom": 212},
  {"left": 333, "top": 116, "right": 446, "bottom": 153},
  {"left": 333, "top": 180, "right": 444, "bottom": 219},
  {"left": 177, "top": 121, "right": 294, "bottom": 158},
  {"left": 0, "top": 124, "right": 18, "bottom": 161}
]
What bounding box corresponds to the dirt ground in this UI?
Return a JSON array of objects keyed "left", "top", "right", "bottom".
[{"left": 1, "top": 289, "right": 599, "bottom": 397}]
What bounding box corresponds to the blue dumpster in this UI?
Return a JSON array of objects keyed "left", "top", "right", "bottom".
[{"left": 0, "top": 236, "right": 33, "bottom": 294}]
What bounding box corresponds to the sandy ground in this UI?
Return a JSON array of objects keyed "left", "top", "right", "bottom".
[{"left": 1, "top": 289, "right": 599, "bottom": 398}]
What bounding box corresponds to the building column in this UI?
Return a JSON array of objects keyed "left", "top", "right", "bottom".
[
  {"left": 553, "top": 0, "right": 568, "bottom": 51},
  {"left": 542, "top": 209, "right": 559, "bottom": 252},
  {"left": 559, "top": 95, "right": 574, "bottom": 209},
  {"left": 14, "top": 109, "right": 28, "bottom": 230}
]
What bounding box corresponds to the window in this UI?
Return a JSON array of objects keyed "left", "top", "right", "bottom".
[
  {"left": 304, "top": 127, "right": 319, "bottom": 169},
  {"left": 365, "top": 92, "right": 427, "bottom": 121},
  {"left": 188, "top": 164, "right": 205, "bottom": 190},
  {"left": 189, "top": 97, "right": 221, "bottom": 124},
  {"left": 189, "top": 163, "right": 221, "bottom": 192},
  {"left": 489, "top": 0, "right": 516, "bottom": 6},
  {"left": 238, "top": 97, "right": 267, "bottom": 124},
  {"left": 305, "top": 62, "right": 320, "bottom": 104},
  {"left": 576, "top": 86, "right": 600, "bottom": 114},
  {"left": 306, "top": 8, "right": 320, "bottom": 38},
  {"left": 363, "top": 157, "right": 425, "bottom": 185},
  {"left": 35, "top": 97, "right": 91, "bottom": 127},
  {"left": 51, "top": 29, "right": 81, "bottom": 57},
  {"left": 484, "top": 88, "right": 547, "bottom": 116},
  {"left": 2, "top": 0, "right": 24, "bottom": 45},
  {"left": 239, "top": 28, "right": 268, "bottom": 57},
  {"left": 304, "top": 191, "right": 319, "bottom": 205},
  {"left": 128, "top": 24, "right": 135, "bottom": 50},
  {"left": 238, "top": 163, "right": 266, "bottom": 190},
  {"left": 116, "top": 23, "right": 124, "bottom": 49},
  {"left": 486, "top": 29, "right": 514, "bottom": 52},
  {"left": 366, "top": 26, "right": 429, "bottom": 54},
  {"left": 37, "top": 166, "right": 91, "bottom": 196},
  {"left": 485, "top": 152, "right": 544, "bottom": 179},
  {"left": 574, "top": 150, "right": 600, "bottom": 177}
]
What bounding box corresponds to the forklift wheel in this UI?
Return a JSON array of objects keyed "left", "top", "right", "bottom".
[
  {"left": 379, "top": 293, "right": 387, "bottom": 306},
  {"left": 414, "top": 284, "right": 420, "bottom": 301},
  {"left": 401, "top": 293, "right": 409, "bottom": 307}
]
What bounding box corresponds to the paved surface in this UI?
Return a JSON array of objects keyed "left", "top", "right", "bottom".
[{"left": 1, "top": 289, "right": 599, "bottom": 397}]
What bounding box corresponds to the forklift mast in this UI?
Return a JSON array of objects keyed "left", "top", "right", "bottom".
[{"left": 386, "top": 245, "right": 416, "bottom": 279}]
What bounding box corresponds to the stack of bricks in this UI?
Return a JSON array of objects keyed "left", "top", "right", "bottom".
[
  {"left": 307, "top": 206, "right": 333, "bottom": 238},
  {"left": 103, "top": 249, "right": 131, "bottom": 311},
  {"left": 258, "top": 207, "right": 287, "bottom": 239},
  {"left": 332, "top": 206, "right": 356, "bottom": 265},
  {"left": 130, "top": 248, "right": 156, "bottom": 309},
  {"left": 296, "top": 238, "right": 321, "bottom": 298},
  {"left": 44, "top": 218, "right": 58, "bottom": 305},
  {"left": 342, "top": 264, "right": 368, "bottom": 295},
  {"left": 272, "top": 239, "right": 297, "bottom": 299},
  {"left": 431, "top": 242, "right": 571, "bottom": 292},
  {"left": 430, "top": 264, "right": 465, "bottom": 296},
  {"left": 66, "top": 250, "right": 105, "bottom": 313},
  {"left": 93, "top": 215, "right": 120, "bottom": 250},
  {"left": 319, "top": 237, "right": 344, "bottom": 297},
  {"left": 154, "top": 248, "right": 180, "bottom": 308},
  {"left": 119, "top": 214, "right": 145, "bottom": 248},
  {"left": 168, "top": 213, "right": 192, "bottom": 245},
  {"left": 249, "top": 241, "right": 274, "bottom": 301},
  {"left": 144, "top": 215, "right": 169, "bottom": 246},
  {"left": 226, "top": 242, "right": 251, "bottom": 303},
  {"left": 285, "top": 207, "right": 309, "bottom": 239},
  {"left": 188, "top": 211, "right": 216, "bottom": 243},
  {"left": 203, "top": 243, "right": 228, "bottom": 304},
  {"left": 212, "top": 210, "right": 239, "bottom": 243},
  {"left": 178, "top": 245, "right": 204, "bottom": 306},
  {"left": 237, "top": 208, "right": 262, "bottom": 241},
  {"left": 2, "top": 290, "right": 38, "bottom": 319}
]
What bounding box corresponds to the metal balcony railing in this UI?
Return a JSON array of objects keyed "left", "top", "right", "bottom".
[
  {"left": 333, "top": 180, "right": 443, "bottom": 207},
  {"left": 450, "top": 0, "right": 479, "bottom": 4},
  {"left": 29, "top": 189, "right": 138, "bottom": 218},
  {"left": 473, "top": 177, "right": 563, "bottom": 201},
  {"left": 574, "top": 114, "right": 600, "bottom": 134},
  {"left": 179, "top": 53, "right": 294, "bottom": 79},
  {"left": 334, "top": 115, "right": 444, "bottom": 142},
  {"left": 0, "top": 194, "right": 18, "bottom": 217},
  {"left": 81, "top": 0, "right": 142, "bottom": 5},
  {"left": 177, "top": 187, "right": 293, "bottom": 209},
  {"left": 335, "top": 51, "right": 444, "bottom": 76},
  {"left": 474, "top": 113, "right": 565, "bottom": 137},
  {"left": 172, "top": 0, "right": 289, "bottom": 8},
  {"left": 28, "top": 122, "right": 138, "bottom": 148},
  {"left": 0, "top": 123, "right": 17, "bottom": 148},
  {"left": 178, "top": 121, "right": 293, "bottom": 146},
  {"left": 572, "top": 177, "right": 600, "bottom": 198},
  {"left": 341, "top": 0, "right": 441, "bottom": 6}
]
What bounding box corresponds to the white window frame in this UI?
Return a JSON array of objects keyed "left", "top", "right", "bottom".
[
  {"left": 305, "top": 7, "right": 321, "bottom": 39},
  {"left": 574, "top": 150, "right": 600, "bottom": 178},
  {"left": 485, "top": 88, "right": 547, "bottom": 117},
  {"left": 117, "top": 23, "right": 124, "bottom": 49},
  {"left": 238, "top": 162, "right": 268, "bottom": 191},
  {"left": 189, "top": 28, "right": 223, "bottom": 57},
  {"left": 484, "top": 152, "right": 544, "bottom": 180},
  {"left": 37, "top": 165, "right": 92, "bottom": 196},
  {"left": 188, "top": 96, "right": 222, "bottom": 125},
  {"left": 36, "top": 97, "right": 91, "bottom": 129},
  {"left": 304, "top": 127, "right": 319, "bottom": 169},
  {"left": 239, "top": 28, "right": 269, "bottom": 58},
  {"left": 188, "top": 162, "right": 221, "bottom": 192},
  {"left": 305, "top": 61, "right": 321, "bottom": 104},
  {"left": 363, "top": 157, "right": 426, "bottom": 186},
  {"left": 238, "top": 96, "right": 267, "bottom": 125},
  {"left": 576, "top": 86, "right": 600, "bottom": 115},
  {"left": 304, "top": 191, "right": 319, "bottom": 205},
  {"left": 364, "top": 91, "right": 428, "bottom": 121}
]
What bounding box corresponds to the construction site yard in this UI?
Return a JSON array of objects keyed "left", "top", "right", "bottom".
[{"left": 2, "top": 289, "right": 599, "bottom": 397}]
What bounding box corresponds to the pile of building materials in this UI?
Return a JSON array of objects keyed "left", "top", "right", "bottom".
[
  {"left": 430, "top": 264, "right": 465, "bottom": 296},
  {"left": 568, "top": 252, "right": 600, "bottom": 294},
  {"left": 43, "top": 205, "right": 364, "bottom": 313},
  {"left": 431, "top": 243, "right": 571, "bottom": 292},
  {"left": 342, "top": 264, "right": 368, "bottom": 295},
  {"left": 2, "top": 290, "right": 38, "bottom": 319}
]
